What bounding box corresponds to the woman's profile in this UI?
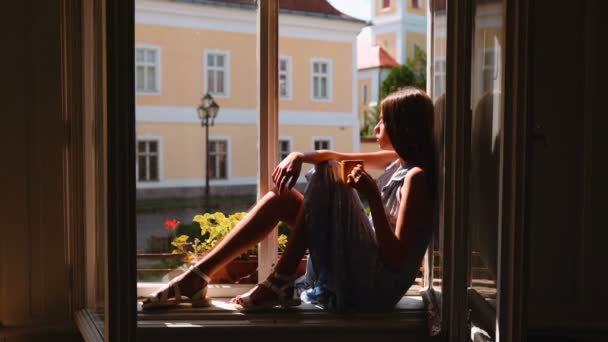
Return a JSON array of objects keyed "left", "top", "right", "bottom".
[{"left": 142, "top": 86, "right": 436, "bottom": 312}]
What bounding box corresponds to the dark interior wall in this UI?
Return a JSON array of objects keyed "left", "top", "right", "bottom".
[
  {"left": 0, "top": 0, "right": 73, "bottom": 335},
  {"left": 527, "top": 0, "right": 608, "bottom": 334}
]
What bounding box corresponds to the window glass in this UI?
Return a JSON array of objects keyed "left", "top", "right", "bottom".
[
  {"left": 382, "top": 0, "right": 391, "bottom": 9},
  {"left": 430, "top": 0, "right": 448, "bottom": 307},
  {"left": 468, "top": 0, "right": 504, "bottom": 336}
]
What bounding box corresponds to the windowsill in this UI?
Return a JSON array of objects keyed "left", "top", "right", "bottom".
[
  {"left": 137, "top": 296, "right": 429, "bottom": 339},
  {"left": 138, "top": 282, "right": 424, "bottom": 299}
]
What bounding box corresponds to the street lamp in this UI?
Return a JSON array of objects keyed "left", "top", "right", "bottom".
[{"left": 197, "top": 93, "right": 220, "bottom": 207}]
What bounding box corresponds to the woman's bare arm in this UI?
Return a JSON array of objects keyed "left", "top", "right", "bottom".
[
  {"left": 368, "top": 167, "right": 431, "bottom": 272},
  {"left": 272, "top": 149, "right": 397, "bottom": 194},
  {"left": 300, "top": 150, "right": 398, "bottom": 170}
]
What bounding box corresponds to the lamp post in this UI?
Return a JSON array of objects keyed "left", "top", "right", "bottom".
[{"left": 197, "top": 93, "right": 219, "bottom": 208}]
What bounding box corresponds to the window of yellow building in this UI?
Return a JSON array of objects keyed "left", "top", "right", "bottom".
[
  {"left": 208, "top": 139, "right": 228, "bottom": 180},
  {"left": 137, "top": 138, "right": 161, "bottom": 182},
  {"left": 279, "top": 56, "right": 292, "bottom": 100},
  {"left": 135, "top": 46, "right": 161, "bottom": 94},
  {"left": 313, "top": 137, "right": 332, "bottom": 150},
  {"left": 278, "top": 138, "right": 292, "bottom": 161},
  {"left": 204, "top": 50, "right": 230, "bottom": 97},
  {"left": 311, "top": 59, "right": 332, "bottom": 101}
]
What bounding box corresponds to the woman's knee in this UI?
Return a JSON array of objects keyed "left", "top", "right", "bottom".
[{"left": 267, "top": 187, "right": 303, "bottom": 224}]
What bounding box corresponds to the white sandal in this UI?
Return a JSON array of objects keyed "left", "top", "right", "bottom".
[
  {"left": 142, "top": 265, "right": 211, "bottom": 310},
  {"left": 235, "top": 271, "right": 301, "bottom": 311}
]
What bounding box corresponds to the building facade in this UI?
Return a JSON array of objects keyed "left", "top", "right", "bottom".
[
  {"left": 357, "top": 0, "right": 427, "bottom": 128},
  {"left": 135, "top": 0, "right": 365, "bottom": 198}
]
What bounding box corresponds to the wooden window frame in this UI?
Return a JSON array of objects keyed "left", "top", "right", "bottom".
[{"left": 69, "top": 0, "right": 530, "bottom": 340}]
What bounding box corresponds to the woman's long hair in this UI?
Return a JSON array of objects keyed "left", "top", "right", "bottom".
[{"left": 380, "top": 87, "right": 437, "bottom": 196}]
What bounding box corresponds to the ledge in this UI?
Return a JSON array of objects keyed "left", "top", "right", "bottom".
[{"left": 137, "top": 296, "right": 431, "bottom": 340}]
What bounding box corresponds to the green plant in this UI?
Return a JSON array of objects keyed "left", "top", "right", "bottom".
[
  {"left": 360, "top": 106, "right": 380, "bottom": 137},
  {"left": 170, "top": 212, "right": 289, "bottom": 262},
  {"left": 380, "top": 45, "right": 427, "bottom": 101}
]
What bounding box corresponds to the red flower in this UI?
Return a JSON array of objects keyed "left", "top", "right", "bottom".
[{"left": 164, "top": 219, "right": 180, "bottom": 230}]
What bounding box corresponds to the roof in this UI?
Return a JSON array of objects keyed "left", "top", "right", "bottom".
[
  {"left": 357, "top": 44, "right": 400, "bottom": 70},
  {"left": 175, "top": 0, "right": 367, "bottom": 23}
]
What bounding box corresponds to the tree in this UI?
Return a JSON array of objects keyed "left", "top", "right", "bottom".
[
  {"left": 360, "top": 106, "right": 380, "bottom": 137},
  {"left": 380, "top": 45, "right": 427, "bottom": 100}
]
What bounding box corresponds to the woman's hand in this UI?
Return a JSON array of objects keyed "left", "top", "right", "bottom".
[
  {"left": 272, "top": 152, "right": 304, "bottom": 194},
  {"left": 346, "top": 164, "right": 379, "bottom": 199}
]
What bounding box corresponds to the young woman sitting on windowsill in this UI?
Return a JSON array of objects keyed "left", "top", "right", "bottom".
[{"left": 142, "top": 87, "right": 436, "bottom": 312}]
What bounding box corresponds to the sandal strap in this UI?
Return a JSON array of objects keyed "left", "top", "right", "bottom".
[
  {"left": 257, "top": 271, "right": 296, "bottom": 304},
  {"left": 189, "top": 265, "right": 211, "bottom": 283},
  {"left": 270, "top": 271, "right": 296, "bottom": 283},
  {"left": 258, "top": 280, "right": 287, "bottom": 302}
]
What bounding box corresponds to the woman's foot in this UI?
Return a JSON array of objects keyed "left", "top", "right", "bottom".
[
  {"left": 230, "top": 271, "right": 300, "bottom": 310},
  {"left": 142, "top": 265, "right": 211, "bottom": 310}
]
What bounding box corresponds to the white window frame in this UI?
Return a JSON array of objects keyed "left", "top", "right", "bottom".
[
  {"left": 279, "top": 55, "right": 292, "bottom": 100},
  {"left": 207, "top": 135, "right": 231, "bottom": 181},
  {"left": 135, "top": 135, "right": 163, "bottom": 183},
  {"left": 310, "top": 58, "right": 333, "bottom": 102},
  {"left": 312, "top": 136, "right": 333, "bottom": 151},
  {"left": 135, "top": 44, "right": 162, "bottom": 95},
  {"left": 278, "top": 136, "right": 293, "bottom": 161},
  {"left": 433, "top": 56, "right": 446, "bottom": 99},
  {"left": 204, "top": 49, "right": 231, "bottom": 98}
]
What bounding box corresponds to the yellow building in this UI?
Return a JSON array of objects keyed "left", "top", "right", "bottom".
[
  {"left": 370, "top": 0, "right": 427, "bottom": 64},
  {"left": 135, "top": 0, "right": 365, "bottom": 198},
  {"left": 356, "top": 0, "right": 427, "bottom": 130}
]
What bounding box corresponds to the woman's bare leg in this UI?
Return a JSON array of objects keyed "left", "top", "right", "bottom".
[
  {"left": 145, "top": 187, "right": 304, "bottom": 300},
  {"left": 231, "top": 193, "right": 310, "bottom": 306}
]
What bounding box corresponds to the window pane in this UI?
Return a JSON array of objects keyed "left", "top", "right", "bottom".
[
  {"left": 208, "top": 70, "right": 215, "bottom": 93},
  {"left": 146, "top": 67, "right": 156, "bottom": 91},
  {"left": 136, "top": 49, "right": 144, "bottom": 62},
  {"left": 146, "top": 49, "right": 156, "bottom": 63},
  {"left": 279, "top": 74, "right": 287, "bottom": 97},
  {"left": 138, "top": 141, "right": 147, "bottom": 153},
  {"left": 138, "top": 156, "right": 147, "bottom": 181},
  {"left": 216, "top": 54, "right": 224, "bottom": 67},
  {"left": 207, "top": 54, "right": 214, "bottom": 67},
  {"left": 148, "top": 141, "right": 158, "bottom": 153},
  {"left": 313, "top": 62, "right": 319, "bottom": 73},
  {"left": 136, "top": 66, "right": 145, "bottom": 91},
  {"left": 217, "top": 70, "right": 224, "bottom": 93},
  {"left": 279, "top": 59, "right": 286, "bottom": 71},
  {"left": 430, "top": 0, "right": 448, "bottom": 308},
  {"left": 149, "top": 156, "right": 159, "bottom": 180},
  {"left": 468, "top": 0, "right": 503, "bottom": 335},
  {"left": 320, "top": 77, "right": 327, "bottom": 98},
  {"left": 320, "top": 63, "right": 327, "bottom": 74},
  {"left": 313, "top": 77, "right": 319, "bottom": 98}
]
